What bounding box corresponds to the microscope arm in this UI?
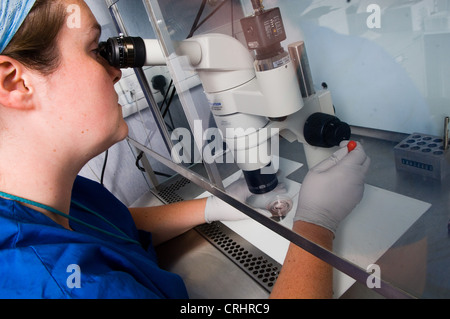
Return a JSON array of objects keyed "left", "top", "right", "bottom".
[
  {"left": 175, "top": 34, "right": 348, "bottom": 169},
  {"left": 175, "top": 33, "right": 303, "bottom": 119}
]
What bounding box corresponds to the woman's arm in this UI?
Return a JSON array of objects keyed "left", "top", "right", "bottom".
[
  {"left": 269, "top": 221, "right": 333, "bottom": 299},
  {"left": 271, "top": 142, "right": 369, "bottom": 299},
  {"left": 130, "top": 177, "right": 251, "bottom": 246},
  {"left": 129, "top": 198, "right": 207, "bottom": 246}
]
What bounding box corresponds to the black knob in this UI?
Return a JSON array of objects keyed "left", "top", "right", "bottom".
[
  {"left": 242, "top": 163, "right": 278, "bottom": 195},
  {"left": 304, "top": 113, "right": 351, "bottom": 148}
]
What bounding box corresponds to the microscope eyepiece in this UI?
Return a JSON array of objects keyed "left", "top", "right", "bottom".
[{"left": 99, "top": 36, "right": 146, "bottom": 69}]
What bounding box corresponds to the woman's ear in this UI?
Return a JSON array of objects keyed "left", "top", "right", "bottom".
[{"left": 0, "top": 56, "right": 34, "bottom": 110}]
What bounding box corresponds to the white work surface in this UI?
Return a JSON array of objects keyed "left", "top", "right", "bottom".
[{"left": 198, "top": 157, "right": 431, "bottom": 298}]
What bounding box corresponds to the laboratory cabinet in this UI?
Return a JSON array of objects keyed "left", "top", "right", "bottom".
[{"left": 82, "top": 0, "right": 450, "bottom": 299}]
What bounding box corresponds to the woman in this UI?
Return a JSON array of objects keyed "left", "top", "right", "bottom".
[{"left": 0, "top": 0, "right": 369, "bottom": 298}]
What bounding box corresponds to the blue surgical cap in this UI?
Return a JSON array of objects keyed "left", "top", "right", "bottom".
[{"left": 0, "top": 0, "right": 37, "bottom": 53}]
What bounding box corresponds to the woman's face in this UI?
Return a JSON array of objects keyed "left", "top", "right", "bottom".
[{"left": 32, "top": 0, "right": 128, "bottom": 160}]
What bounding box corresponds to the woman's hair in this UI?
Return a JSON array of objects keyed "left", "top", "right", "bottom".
[{"left": 2, "top": 0, "right": 67, "bottom": 75}]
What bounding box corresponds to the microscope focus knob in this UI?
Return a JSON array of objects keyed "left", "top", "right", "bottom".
[{"left": 304, "top": 113, "right": 351, "bottom": 148}]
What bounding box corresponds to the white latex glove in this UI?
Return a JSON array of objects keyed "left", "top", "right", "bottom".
[
  {"left": 204, "top": 176, "right": 252, "bottom": 223},
  {"left": 294, "top": 141, "right": 370, "bottom": 235}
]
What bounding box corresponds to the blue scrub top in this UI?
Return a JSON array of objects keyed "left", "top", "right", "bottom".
[{"left": 0, "top": 176, "right": 189, "bottom": 299}]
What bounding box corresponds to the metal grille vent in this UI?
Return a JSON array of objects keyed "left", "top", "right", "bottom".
[
  {"left": 196, "top": 222, "right": 281, "bottom": 292},
  {"left": 157, "top": 178, "right": 191, "bottom": 203}
]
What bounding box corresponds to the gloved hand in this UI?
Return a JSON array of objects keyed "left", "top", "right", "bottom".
[
  {"left": 204, "top": 175, "right": 252, "bottom": 223},
  {"left": 294, "top": 141, "right": 370, "bottom": 235}
]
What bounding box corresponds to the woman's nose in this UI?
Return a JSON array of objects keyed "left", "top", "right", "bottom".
[
  {"left": 99, "top": 55, "right": 122, "bottom": 84},
  {"left": 109, "top": 65, "right": 122, "bottom": 85}
]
